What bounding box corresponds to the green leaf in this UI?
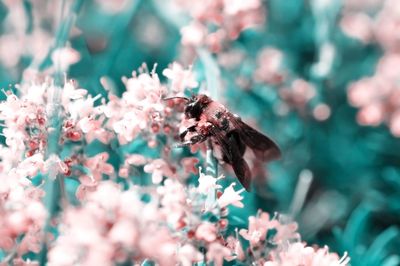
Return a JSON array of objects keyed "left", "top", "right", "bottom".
[{"left": 365, "top": 227, "right": 399, "bottom": 266}]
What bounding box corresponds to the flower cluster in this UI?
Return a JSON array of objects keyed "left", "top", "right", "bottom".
[
  {"left": 0, "top": 0, "right": 80, "bottom": 77},
  {"left": 0, "top": 62, "right": 199, "bottom": 192},
  {"left": 348, "top": 53, "right": 400, "bottom": 135},
  {"left": 0, "top": 14, "right": 353, "bottom": 257},
  {"left": 0, "top": 69, "right": 349, "bottom": 264},
  {"left": 47, "top": 173, "right": 242, "bottom": 266},
  {"left": 0, "top": 153, "right": 47, "bottom": 265},
  {"left": 47, "top": 170, "right": 348, "bottom": 266},
  {"left": 101, "top": 63, "right": 197, "bottom": 146},
  {"left": 254, "top": 48, "right": 287, "bottom": 86},
  {"left": 0, "top": 1, "right": 357, "bottom": 264},
  {"left": 176, "top": 0, "right": 265, "bottom": 52},
  {"left": 342, "top": 0, "right": 400, "bottom": 136},
  {"left": 340, "top": 0, "right": 399, "bottom": 48},
  {"left": 252, "top": 47, "right": 323, "bottom": 118}
]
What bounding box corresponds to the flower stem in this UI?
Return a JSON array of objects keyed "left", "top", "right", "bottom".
[
  {"left": 205, "top": 139, "right": 218, "bottom": 207},
  {"left": 197, "top": 48, "right": 222, "bottom": 99},
  {"left": 289, "top": 169, "right": 313, "bottom": 219},
  {"left": 37, "top": 0, "right": 84, "bottom": 73},
  {"left": 2, "top": 244, "right": 17, "bottom": 265},
  {"left": 39, "top": 0, "right": 84, "bottom": 264}
]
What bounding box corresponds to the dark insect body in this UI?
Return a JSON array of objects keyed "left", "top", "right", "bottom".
[{"left": 168, "top": 94, "right": 281, "bottom": 191}]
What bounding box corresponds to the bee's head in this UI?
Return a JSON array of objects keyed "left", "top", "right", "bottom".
[{"left": 184, "top": 94, "right": 211, "bottom": 119}]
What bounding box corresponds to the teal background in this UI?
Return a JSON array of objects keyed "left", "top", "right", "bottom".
[{"left": 0, "top": 0, "right": 399, "bottom": 265}]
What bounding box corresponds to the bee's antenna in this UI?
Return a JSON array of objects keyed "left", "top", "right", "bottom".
[{"left": 163, "top": 96, "right": 190, "bottom": 101}]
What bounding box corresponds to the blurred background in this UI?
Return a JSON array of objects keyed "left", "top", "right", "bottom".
[{"left": 1, "top": 0, "right": 400, "bottom": 265}]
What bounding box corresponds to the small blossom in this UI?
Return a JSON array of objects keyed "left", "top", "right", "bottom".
[
  {"left": 265, "top": 242, "right": 350, "bottom": 266},
  {"left": 144, "top": 159, "right": 176, "bottom": 184},
  {"left": 84, "top": 152, "right": 114, "bottom": 181},
  {"left": 197, "top": 167, "right": 222, "bottom": 194},
  {"left": 239, "top": 212, "right": 279, "bottom": 247},
  {"left": 225, "top": 236, "right": 245, "bottom": 261},
  {"left": 177, "top": 244, "right": 204, "bottom": 266},
  {"left": 17, "top": 153, "right": 44, "bottom": 178},
  {"left": 206, "top": 242, "right": 232, "bottom": 266},
  {"left": 217, "top": 183, "right": 244, "bottom": 208},
  {"left": 51, "top": 47, "right": 80, "bottom": 71},
  {"left": 162, "top": 62, "right": 198, "bottom": 93},
  {"left": 340, "top": 12, "right": 373, "bottom": 43},
  {"left": 195, "top": 222, "right": 217, "bottom": 242}
]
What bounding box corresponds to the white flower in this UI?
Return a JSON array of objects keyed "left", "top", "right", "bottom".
[
  {"left": 217, "top": 183, "right": 245, "bottom": 208},
  {"left": 197, "top": 167, "right": 222, "bottom": 194}
]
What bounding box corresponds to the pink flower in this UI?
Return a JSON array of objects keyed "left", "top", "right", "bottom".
[
  {"left": 118, "top": 167, "right": 129, "bottom": 178},
  {"left": 195, "top": 222, "right": 217, "bottom": 242},
  {"left": 78, "top": 116, "right": 112, "bottom": 144},
  {"left": 288, "top": 79, "right": 316, "bottom": 106},
  {"left": 239, "top": 212, "right": 279, "bottom": 247},
  {"left": 376, "top": 53, "right": 400, "bottom": 81},
  {"left": 225, "top": 236, "right": 245, "bottom": 261},
  {"left": 340, "top": 12, "right": 373, "bottom": 43},
  {"left": 177, "top": 0, "right": 264, "bottom": 51},
  {"left": 84, "top": 152, "right": 114, "bottom": 181},
  {"left": 177, "top": 244, "right": 204, "bottom": 266},
  {"left": 43, "top": 155, "right": 69, "bottom": 179},
  {"left": 66, "top": 95, "right": 100, "bottom": 122},
  {"left": 162, "top": 62, "right": 198, "bottom": 93},
  {"left": 125, "top": 154, "right": 147, "bottom": 166},
  {"left": 181, "top": 157, "right": 200, "bottom": 177},
  {"left": 0, "top": 164, "right": 46, "bottom": 258},
  {"left": 206, "top": 242, "right": 232, "bottom": 266},
  {"left": 86, "top": 181, "right": 121, "bottom": 210},
  {"left": 144, "top": 159, "right": 176, "bottom": 184},
  {"left": 17, "top": 153, "right": 44, "bottom": 178},
  {"left": 61, "top": 81, "right": 88, "bottom": 107},
  {"left": 375, "top": 8, "right": 400, "bottom": 51},
  {"left": 266, "top": 242, "right": 350, "bottom": 266},
  {"left": 223, "top": 0, "right": 261, "bottom": 15},
  {"left": 79, "top": 175, "right": 98, "bottom": 188},
  {"left": 273, "top": 219, "right": 300, "bottom": 245},
  {"left": 181, "top": 22, "right": 207, "bottom": 46},
  {"left": 0, "top": 34, "right": 24, "bottom": 68},
  {"left": 313, "top": 103, "right": 331, "bottom": 121},
  {"left": 348, "top": 78, "right": 378, "bottom": 107},
  {"left": 357, "top": 103, "right": 384, "bottom": 126},
  {"left": 77, "top": 116, "right": 99, "bottom": 134},
  {"left": 157, "top": 179, "right": 187, "bottom": 227},
  {"left": 13, "top": 258, "right": 39, "bottom": 266},
  {"left": 108, "top": 219, "right": 138, "bottom": 247},
  {"left": 389, "top": 110, "right": 400, "bottom": 136},
  {"left": 138, "top": 227, "right": 177, "bottom": 266},
  {"left": 254, "top": 47, "right": 286, "bottom": 85},
  {"left": 51, "top": 47, "right": 80, "bottom": 71}
]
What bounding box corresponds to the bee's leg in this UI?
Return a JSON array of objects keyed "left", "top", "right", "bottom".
[
  {"left": 179, "top": 130, "right": 188, "bottom": 142},
  {"left": 174, "top": 141, "right": 193, "bottom": 148},
  {"left": 175, "top": 133, "right": 207, "bottom": 148},
  {"left": 179, "top": 126, "right": 197, "bottom": 142},
  {"left": 189, "top": 133, "right": 207, "bottom": 144}
]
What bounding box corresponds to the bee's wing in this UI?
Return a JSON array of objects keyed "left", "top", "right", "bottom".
[
  {"left": 227, "top": 113, "right": 281, "bottom": 161},
  {"left": 209, "top": 126, "right": 252, "bottom": 191}
]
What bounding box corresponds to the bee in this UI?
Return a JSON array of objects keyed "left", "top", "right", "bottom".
[{"left": 166, "top": 94, "right": 281, "bottom": 191}]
